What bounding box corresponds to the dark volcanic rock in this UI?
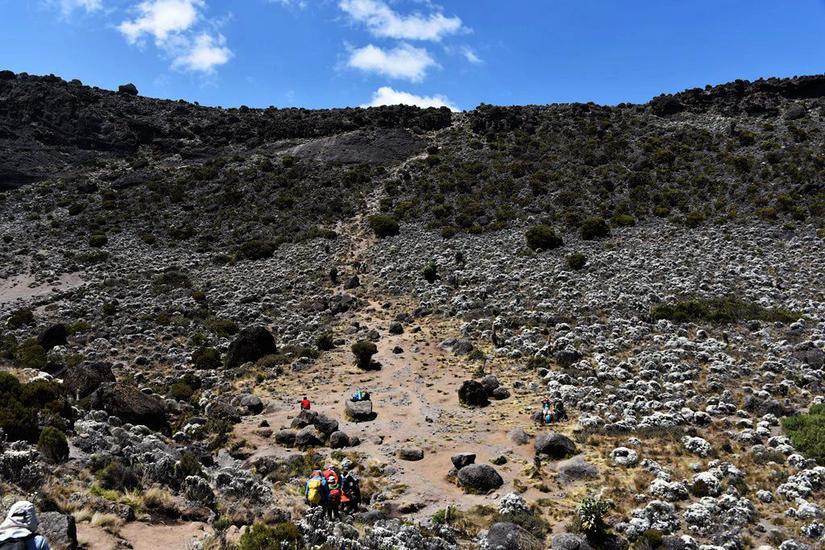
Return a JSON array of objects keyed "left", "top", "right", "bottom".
[
  {"left": 486, "top": 522, "right": 544, "bottom": 550},
  {"left": 38, "top": 323, "right": 68, "bottom": 351},
  {"left": 346, "top": 399, "right": 375, "bottom": 421},
  {"left": 535, "top": 432, "right": 577, "bottom": 459},
  {"left": 329, "top": 431, "right": 351, "bottom": 449},
  {"left": 295, "top": 425, "right": 323, "bottom": 448},
  {"left": 275, "top": 430, "right": 297, "bottom": 447},
  {"left": 457, "top": 463, "right": 503, "bottom": 493},
  {"left": 63, "top": 362, "right": 116, "bottom": 399},
  {"left": 451, "top": 453, "right": 476, "bottom": 469},
  {"left": 90, "top": 382, "right": 168, "bottom": 431},
  {"left": 458, "top": 380, "right": 489, "bottom": 407},
  {"left": 224, "top": 326, "right": 277, "bottom": 369},
  {"left": 38, "top": 511, "right": 78, "bottom": 550},
  {"left": 118, "top": 83, "right": 139, "bottom": 96}
]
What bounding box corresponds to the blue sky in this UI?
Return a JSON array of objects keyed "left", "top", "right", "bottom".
[{"left": 1, "top": 0, "right": 824, "bottom": 110}]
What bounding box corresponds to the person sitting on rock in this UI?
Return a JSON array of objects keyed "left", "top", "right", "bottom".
[
  {"left": 0, "top": 501, "right": 50, "bottom": 550},
  {"left": 300, "top": 396, "right": 311, "bottom": 410}
]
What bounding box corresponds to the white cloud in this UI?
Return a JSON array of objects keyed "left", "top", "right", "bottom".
[
  {"left": 269, "top": 0, "right": 307, "bottom": 8},
  {"left": 361, "top": 86, "right": 458, "bottom": 111},
  {"left": 118, "top": 0, "right": 202, "bottom": 44},
  {"left": 348, "top": 43, "right": 435, "bottom": 82},
  {"left": 118, "top": 0, "right": 232, "bottom": 74},
  {"left": 339, "top": 0, "right": 462, "bottom": 41},
  {"left": 51, "top": 0, "right": 102, "bottom": 16},
  {"left": 461, "top": 46, "right": 482, "bottom": 64},
  {"left": 171, "top": 32, "right": 232, "bottom": 73}
]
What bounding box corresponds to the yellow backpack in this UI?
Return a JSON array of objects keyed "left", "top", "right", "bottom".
[{"left": 307, "top": 477, "right": 323, "bottom": 504}]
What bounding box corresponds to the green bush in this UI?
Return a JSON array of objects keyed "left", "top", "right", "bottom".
[
  {"left": 97, "top": 460, "right": 141, "bottom": 491},
  {"left": 367, "top": 215, "right": 400, "bottom": 238},
  {"left": 685, "top": 211, "right": 706, "bottom": 227},
  {"left": 782, "top": 404, "right": 825, "bottom": 464},
  {"left": 566, "top": 253, "right": 587, "bottom": 270},
  {"left": 238, "top": 239, "right": 277, "bottom": 260},
  {"left": 7, "top": 308, "right": 35, "bottom": 329},
  {"left": 15, "top": 338, "right": 47, "bottom": 370},
  {"left": 169, "top": 382, "right": 195, "bottom": 401},
  {"left": 175, "top": 451, "right": 203, "bottom": 480},
  {"left": 193, "top": 347, "right": 221, "bottom": 369},
  {"left": 580, "top": 217, "right": 610, "bottom": 240},
  {"left": 206, "top": 318, "right": 238, "bottom": 337},
  {"left": 612, "top": 214, "right": 636, "bottom": 227},
  {"left": 525, "top": 224, "right": 563, "bottom": 250},
  {"left": 422, "top": 261, "right": 438, "bottom": 283},
  {"left": 351, "top": 340, "right": 378, "bottom": 369},
  {"left": 650, "top": 296, "right": 801, "bottom": 324},
  {"left": 101, "top": 302, "right": 117, "bottom": 316},
  {"left": 316, "top": 333, "right": 335, "bottom": 351},
  {"left": 89, "top": 233, "right": 108, "bottom": 248},
  {"left": 574, "top": 496, "right": 610, "bottom": 541},
  {"left": 0, "top": 400, "right": 39, "bottom": 442},
  {"left": 140, "top": 233, "right": 157, "bottom": 245},
  {"left": 38, "top": 427, "right": 69, "bottom": 463},
  {"left": 238, "top": 522, "right": 303, "bottom": 550},
  {"left": 0, "top": 372, "right": 22, "bottom": 397},
  {"left": 152, "top": 270, "right": 192, "bottom": 292}
]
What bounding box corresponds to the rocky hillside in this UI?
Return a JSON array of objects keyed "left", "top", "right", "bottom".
[{"left": 0, "top": 70, "right": 824, "bottom": 550}]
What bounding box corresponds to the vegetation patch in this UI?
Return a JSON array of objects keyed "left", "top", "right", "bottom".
[
  {"left": 650, "top": 296, "right": 801, "bottom": 324},
  {"left": 782, "top": 404, "right": 825, "bottom": 464}
]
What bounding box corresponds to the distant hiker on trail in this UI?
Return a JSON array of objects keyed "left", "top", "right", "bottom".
[
  {"left": 300, "top": 396, "right": 311, "bottom": 410},
  {"left": 0, "top": 501, "right": 50, "bottom": 550},
  {"left": 305, "top": 470, "right": 328, "bottom": 509},
  {"left": 341, "top": 470, "right": 361, "bottom": 513},
  {"left": 553, "top": 400, "right": 567, "bottom": 422},
  {"left": 322, "top": 465, "right": 342, "bottom": 520}
]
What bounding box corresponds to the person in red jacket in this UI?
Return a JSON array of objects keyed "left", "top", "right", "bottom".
[{"left": 300, "top": 396, "right": 311, "bottom": 410}]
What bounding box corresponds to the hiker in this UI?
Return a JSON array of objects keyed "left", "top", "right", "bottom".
[
  {"left": 553, "top": 400, "right": 567, "bottom": 422},
  {"left": 341, "top": 470, "right": 361, "bottom": 513},
  {"left": 300, "top": 396, "right": 311, "bottom": 410},
  {"left": 0, "top": 501, "right": 50, "bottom": 550},
  {"left": 351, "top": 388, "right": 370, "bottom": 402},
  {"left": 322, "top": 465, "right": 342, "bottom": 520},
  {"left": 305, "top": 470, "right": 328, "bottom": 509}
]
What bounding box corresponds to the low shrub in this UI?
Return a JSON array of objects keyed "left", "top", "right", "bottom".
[
  {"left": 650, "top": 296, "right": 801, "bottom": 324},
  {"left": 422, "top": 260, "right": 438, "bottom": 283},
  {"left": 89, "top": 233, "right": 108, "bottom": 248},
  {"left": 206, "top": 318, "right": 239, "bottom": 337},
  {"left": 685, "top": 211, "right": 706, "bottom": 227},
  {"left": 316, "top": 333, "right": 335, "bottom": 351},
  {"left": 38, "top": 426, "right": 69, "bottom": 463},
  {"left": 97, "top": 460, "right": 141, "bottom": 491},
  {"left": 782, "top": 404, "right": 825, "bottom": 464},
  {"left": 193, "top": 347, "right": 221, "bottom": 369},
  {"left": 580, "top": 217, "right": 610, "bottom": 240},
  {"left": 525, "top": 224, "right": 563, "bottom": 250},
  {"left": 566, "top": 253, "right": 587, "bottom": 270},
  {"left": 574, "top": 496, "right": 610, "bottom": 541},
  {"left": 169, "top": 381, "right": 195, "bottom": 401},
  {"left": 238, "top": 239, "right": 277, "bottom": 260},
  {"left": 612, "top": 214, "right": 636, "bottom": 227},
  {"left": 351, "top": 340, "right": 377, "bottom": 369},
  {"left": 15, "top": 338, "right": 47, "bottom": 370},
  {"left": 367, "top": 215, "right": 400, "bottom": 238},
  {"left": 238, "top": 522, "right": 303, "bottom": 550},
  {"left": 7, "top": 308, "right": 35, "bottom": 329},
  {"left": 152, "top": 270, "right": 191, "bottom": 292}
]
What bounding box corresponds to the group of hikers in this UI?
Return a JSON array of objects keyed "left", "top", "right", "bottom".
[
  {"left": 304, "top": 465, "right": 361, "bottom": 518},
  {"left": 539, "top": 397, "right": 567, "bottom": 425}
]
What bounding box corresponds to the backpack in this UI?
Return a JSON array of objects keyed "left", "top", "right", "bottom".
[
  {"left": 544, "top": 413, "right": 552, "bottom": 424},
  {"left": 0, "top": 533, "right": 35, "bottom": 550},
  {"left": 306, "top": 477, "right": 324, "bottom": 505},
  {"left": 325, "top": 471, "right": 340, "bottom": 490}
]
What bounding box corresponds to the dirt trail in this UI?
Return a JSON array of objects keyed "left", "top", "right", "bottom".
[{"left": 236, "top": 157, "right": 559, "bottom": 518}]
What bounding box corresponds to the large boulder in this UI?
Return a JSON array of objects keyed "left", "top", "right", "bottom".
[
  {"left": 224, "top": 326, "right": 277, "bottom": 369},
  {"left": 118, "top": 83, "right": 139, "bottom": 96},
  {"left": 62, "top": 361, "right": 116, "bottom": 398},
  {"left": 551, "top": 533, "right": 594, "bottom": 550},
  {"left": 535, "top": 432, "right": 577, "bottom": 459},
  {"left": 398, "top": 447, "right": 424, "bottom": 461},
  {"left": 458, "top": 380, "right": 489, "bottom": 407},
  {"left": 451, "top": 453, "right": 476, "bottom": 469},
  {"left": 457, "top": 464, "right": 503, "bottom": 493},
  {"left": 38, "top": 511, "right": 78, "bottom": 550},
  {"left": 346, "top": 399, "right": 375, "bottom": 422},
  {"left": 486, "top": 522, "right": 544, "bottom": 550},
  {"left": 90, "top": 383, "right": 168, "bottom": 431},
  {"left": 556, "top": 456, "right": 599, "bottom": 484},
  {"left": 274, "top": 430, "right": 297, "bottom": 447},
  {"left": 295, "top": 425, "right": 323, "bottom": 448},
  {"left": 329, "top": 431, "right": 351, "bottom": 449},
  {"left": 38, "top": 324, "right": 68, "bottom": 351}
]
